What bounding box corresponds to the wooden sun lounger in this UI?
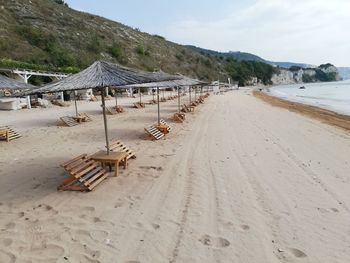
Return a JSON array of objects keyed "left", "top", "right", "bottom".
[
  {"left": 159, "top": 119, "right": 172, "bottom": 132},
  {"left": 144, "top": 125, "right": 165, "bottom": 140},
  {"left": 160, "top": 97, "right": 167, "bottom": 102},
  {"left": 60, "top": 116, "right": 79, "bottom": 127},
  {"left": 106, "top": 106, "right": 123, "bottom": 115},
  {"left": 59, "top": 154, "right": 108, "bottom": 191},
  {"left": 106, "top": 106, "right": 118, "bottom": 115},
  {"left": 181, "top": 104, "right": 189, "bottom": 113},
  {"left": 0, "top": 126, "right": 21, "bottom": 142},
  {"left": 149, "top": 99, "right": 157, "bottom": 105},
  {"left": 182, "top": 104, "right": 194, "bottom": 113},
  {"left": 173, "top": 113, "right": 185, "bottom": 123},
  {"left": 134, "top": 102, "right": 145, "bottom": 108},
  {"left": 107, "top": 139, "right": 136, "bottom": 161},
  {"left": 116, "top": 106, "right": 124, "bottom": 113},
  {"left": 79, "top": 112, "right": 92, "bottom": 122}
]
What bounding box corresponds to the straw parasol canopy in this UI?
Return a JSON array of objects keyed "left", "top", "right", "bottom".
[
  {"left": 19, "top": 61, "right": 179, "bottom": 154},
  {"left": 124, "top": 75, "right": 205, "bottom": 88},
  {"left": 22, "top": 61, "right": 177, "bottom": 95},
  {"left": 124, "top": 76, "right": 207, "bottom": 123},
  {"left": 0, "top": 74, "right": 34, "bottom": 96}
]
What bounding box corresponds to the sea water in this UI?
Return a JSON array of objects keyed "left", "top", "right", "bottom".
[{"left": 270, "top": 80, "right": 350, "bottom": 115}]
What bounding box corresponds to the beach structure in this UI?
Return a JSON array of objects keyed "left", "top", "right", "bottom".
[
  {"left": 125, "top": 76, "right": 205, "bottom": 125},
  {"left": 0, "top": 68, "right": 69, "bottom": 109},
  {"left": 0, "top": 74, "right": 35, "bottom": 110},
  {"left": 19, "top": 61, "right": 178, "bottom": 190},
  {"left": 21, "top": 61, "right": 179, "bottom": 153}
]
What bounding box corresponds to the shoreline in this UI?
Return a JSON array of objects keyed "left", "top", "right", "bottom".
[
  {"left": 266, "top": 80, "right": 350, "bottom": 116},
  {"left": 253, "top": 90, "right": 350, "bottom": 132}
]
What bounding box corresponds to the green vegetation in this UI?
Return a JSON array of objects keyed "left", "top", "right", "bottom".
[
  {"left": 0, "top": 0, "right": 284, "bottom": 85},
  {"left": 0, "top": 58, "right": 79, "bottom": 73},
  {"left": 135, "top": 45, "right": 150, "bottom": 56},
  {"left": 53, "top": 0, "right": 68, "bottom": 7},
  {"left": 226, "top": 60, "right": 277, "bottom": 86}
]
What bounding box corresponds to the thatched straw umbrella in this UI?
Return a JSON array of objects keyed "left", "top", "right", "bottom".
[
  {"left": 21, "top": 61, "right": 178, "bottom": 153},
  {"left": 0, "top": 74, "right": 34, "bottom": 96},
  {"left": 125, "top": 76, "right": 205, "bottom": 123}
]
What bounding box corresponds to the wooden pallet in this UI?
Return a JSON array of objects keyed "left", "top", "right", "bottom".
[
  {"left": 181, "top": 104, "right": 189, "bottom": 113},
  {"left": 0, "top": 126, "right": 21, "bottom": 142},
  {"left": 181, "top": 104, "right": 194, "bottom": 113},
  {"left": 59, "top": 154, "right": 108, "bottom": 191},
  {"left": 159, "top": 119, "right": 172, "bottom": 132},
  {"left": 173, "top": 113, "right": 185, "bottom": 123},
  {"left": 116, "top": 106, "right": 124, "bottom": 113},
  {"left": 79, "top": 112, "right": 92, "bottom": 122},
  {"left": 144, "top": 125, "right": 165, "bottom": 140},
  {"left": 107, "top": 139, "right": 136, "bottom": 160},
  {"left": 106, "top": 106, "right": 118, "bottom": 115},
  {"left": 60, "top": 116, "right": 79, "bottom": 127},
  {"left": 134, "top": 102, "right": 145, "bottom": 109}
]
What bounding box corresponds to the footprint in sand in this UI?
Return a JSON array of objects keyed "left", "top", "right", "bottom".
[
  {"left": 114, "top": 201, "right": 124, "bottom": 208},
  {"left": 0, "top": 249, "right": 16, "bottom": 263},
  {"left": 330, "top": 208, "right": 339, "bottom": 213},
  {"left": 199, "top": 234, "right": 230, "bottom": 248},
  {"left": 30, "top": 244, "right": 65, "bottom": 258},
  {"left": 139, "top": 166, "right": 163, "bottom": 171},
  {"left": 240, "top": 224, "right": 250, "bottom": 231},
  {"left": 76, "top": 229, "right": 108, "bottom": 243},
  {"left": 34, "top": 204, "right": 59, "bottom": 215},
  {"left": 152, "top": 223, "right": 160, "bottom": 230},
  {"left": 288, "top": 248, "right": 308, "bottom": 258},
  {"left": 90, "top": 230, "right": 108, "bottom": 242},
  {"left": 80, "top": 206, "right": 96, "bottom": 213},
  {"left": 125, "top": 261, "right": 140, "bottom": 263},
  {"left": 1, "top": 238, "right": 13, "bottom": 247},
  {"left": 83, "top": 255, "right": 102, "bottom": 263},
  {"left": 5, "top": 222, "right": 16, "bottom": 230}
]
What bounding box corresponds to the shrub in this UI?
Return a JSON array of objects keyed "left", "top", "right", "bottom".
[{"left": 135, "top": 45, "right": 150, "bottom": 56}]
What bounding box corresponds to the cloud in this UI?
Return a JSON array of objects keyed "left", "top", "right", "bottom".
[{"left": 166, "top": 0, "right": 350, "bottom": 66}]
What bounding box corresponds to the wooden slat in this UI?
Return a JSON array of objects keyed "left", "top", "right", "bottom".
[
  {"left": 60, "top": 116, "right": 79, "bottom": 127},
  {"left": 144, "top": 126, "right": 165, "bottom": 140},
  {"left": 87, "top": 173, "right": 109, "bottom": 190},
  {"left": 79, "top": 166, "right": 104, "bottom": 183},
  {"left": 72, "top": 163, "right": 99, "bottom": 179},
  {"left": 61, "top": 154, "right": 87, "bottom": 167},
  {"left": 83, "top": 169, "right": 105, "bottom": 185}
]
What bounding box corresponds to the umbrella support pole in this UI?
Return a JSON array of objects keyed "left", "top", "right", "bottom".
[
  {"left": 139, "top": 88, "right": 142, "bottom": 104},
  {"left": 74, "top": 91, "right": 78, "bottom": 117},
  {"left": 178, "top": 87, "right": 180, "bottom": 113},
  {"left": 101, "top": 89, "right": 110, "bottom": 155},
  {"left": 157, "top": 87, "right": 160, "bottom": 125}
]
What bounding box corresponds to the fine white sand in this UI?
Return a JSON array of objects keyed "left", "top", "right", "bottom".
[{"left": 1, "top": 89, "right": 350, "bottom": 263}]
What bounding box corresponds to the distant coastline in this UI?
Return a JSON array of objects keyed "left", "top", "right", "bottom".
[
  {"left": 266, "top": 80, "right": 350, "bottom": 116},
  {"left": 254, "top": 87, "right": 350, "bottom": 131}
]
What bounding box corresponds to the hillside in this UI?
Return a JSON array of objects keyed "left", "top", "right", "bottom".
[
  {"left": 0, "top": 0, "right": 229, "bottom": 81},
  {"left": 0, "top": 0, "right": 339, "bottom": 86},
  {"left": 187, "top": 46, "right": 314, "bottom": 69},
  {"left": 271, "top": 64, "right": 341, "bottom": 85}
]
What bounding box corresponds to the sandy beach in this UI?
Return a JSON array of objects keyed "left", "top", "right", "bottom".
[{"left": 1, "top": 89, "right": 350, "bottom": 263}]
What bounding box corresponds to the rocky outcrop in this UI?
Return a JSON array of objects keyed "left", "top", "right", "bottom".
[{"left": 271, "top": 64, "right": 341, "bottom": 85}]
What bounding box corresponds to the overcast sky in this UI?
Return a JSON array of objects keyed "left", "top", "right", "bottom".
[{"left": 65, "top": 0, "right": 350, "bottom": 67}]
